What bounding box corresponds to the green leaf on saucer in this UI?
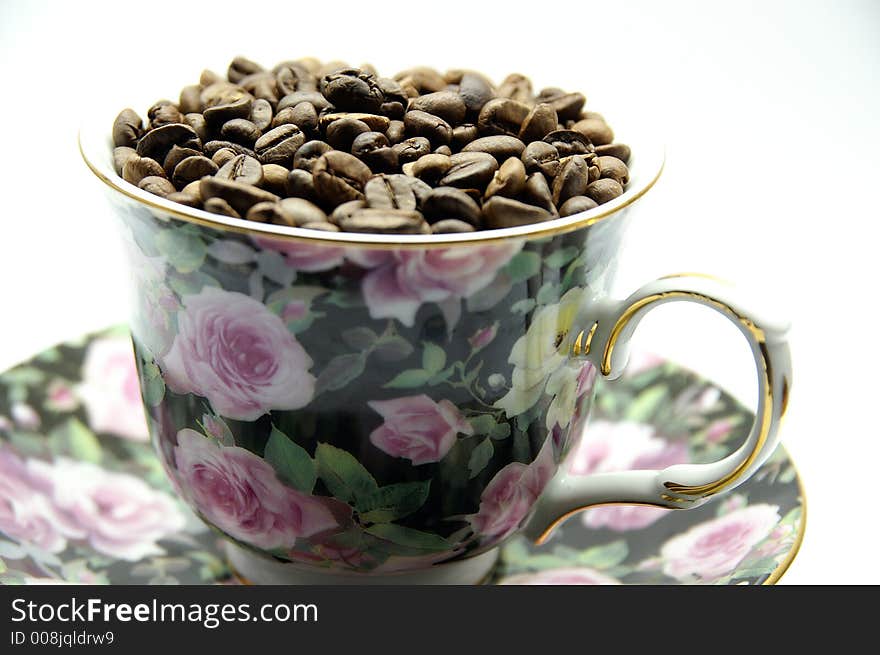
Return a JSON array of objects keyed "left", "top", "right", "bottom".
[
  {"left": 384, "top": 369, "right": 432, "bottom": 389},
  {"left": 315, "top": 443, "right": 378, "bottom": 504},
  {"left": 357, "top": 480, "right": 431, "bottom": 523},
  {"left": 624, "top": 384, "right": 668, "bottom": 423},
  {"left": 422, "top": 342, "right": 446, "bottom": 374},
  {"left": 48, "top": 418, "right": 101, "bottom": 464},
  {"left": 364, "top": 523, "right": 451, "bottom": 552},
  {"left": 575, "top": 540, "right": 628, "bottom": 569},
  {"left": 468, "top": 438, "right": 494, "bottom": 479},
  {"left": 372, "top": 335, "right": 415, "bottom": 362},
  {"left": 315, "top": 353, "right": 366, "bottom": 395},
  {"left": 264, "top": 426, "right": 316, "bottom": 493},
  {"left": 468, "top": 414, "right": 497, "bottom": 435},
  {"left": 341, "top": 327, "right": 380, "bottom": 351}
]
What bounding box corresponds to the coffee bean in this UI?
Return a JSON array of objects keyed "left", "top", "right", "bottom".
[
  {"left": 112, "top": 108, "right": 143, "bottom": 147},
  {"left": 406, "top": 153, "right": 452, "bottom": 184},
  {"left": 113, "top": 146, "right": 138, "bottom": 176},
  {"left": 462, "top": 135, "right": 526, "bottom": 162},
  {"left": 138, "top": 176, "right": 176, "bottom": 197},
  {"left": 458, "top": 71, "right": 496, "bottom": 113},
  {"left": 148, "top": 100, "right": 183, "bottom": 128},
  {"left": 452, "top": 123, "right": 479, "bottom": 149},
  {"left": 254, "top": 124, "right": 306, "bottom": 165},
  {"left": 439, "top": 152, "right": 498, "bottom": 188},
  {"left": 181, "top": 180, "right": 203, "bottom": 202},
  {"left": 298, "top": 221, "right": 337, "bottom": 232},
  {"left": 179, "top": 85, "right": 202, "bottom": 114},
  {"left": 484, "top": 157, "right": 527, "bottom": 199},
  {"left": 286, "top": 169, "right": 318, "bottom": 201},
  {"left": 166, "top": 191, "right": 200, "bottom": 208},
  {"left": 340, "top": 208, "right": 427, "bottom": 234},
  {"left": 596, "top": 156, "right": 629, "bottom": 185},
  {"left": 410, "top": 91, "right": 467, "bottom": 125},
  {"left": 404, "top": 110, "right": 453, "bottom": 147},
  {"left": 261, "top": 164, "right": 289, "bottom": 195},
  {"left": 572, "top": 118, "right": 614, "bottom": 145},
  {"left": 221, "top": 118, "right": 262, "bottom": 146},
  {"left": 288, "top": 102, "right": 319, "bottom": 133},
  {"left": 123, "top": 156, "right": 165, "bottom": 185},
  {"left": 329, "top": 199, "right": 365, "bottom": 225},
  {"left": 319, "top": 112, "right": 390, "bottom": 133},
  {"left": 377, "top": 77, "right": 408, "bottom": 118},
  {"left": 422, "top": 187, "right": 481, "bottom": 225},
  {"left": 497, "top": 73, "right": 533, "bottom": 103},
  {"left": 200, "top": 176, "right": 280, "bottom": 216},
  {"left": 183, "top": 113, "right": 208, "bottom": 141},
  {"left": 163, "top": 145, "right": 202, "bottom": 177},
  {"left": 199, "top": 69, "right": 223, "bottom": 86},
  {"left": 204, "top": 197, "right": 241, "bottom": 218},
  {"left": 321, "top": 68, "right": 383, "bottom": 113},
  {"left": 216, "top": 154, "right": 264, "bottom": 186},
  {"left": 245, "top": 201, "right": 277, "bottom": 222},
  {"left": 483, "top": 196, "right": 553, "bottom": 228},
  {"left": 392, "top": 137, "right": 432, "bottom": 164},
  {"left": 293, "top": 141, "right": 333, "bottom": 172},
  {"left": 136, "top": 123, "right": 200, "bottom": 161},
  {"left": 253, "top": 198, "right": 328, "bottom": 227},
  {"left": 552, "top": 155, "right": 590, "bottom": 206},
  {"left": 240, "top": 72, "right": 279, "bottom": 105},
  {"left": 585, "top": 178, "right": 623, "bottom": 204},
  {"left": 431, "top": 219, "right": 476, "bottom": 233},
  {"left": 477, "top": 98, "right": 530, "bottom": 136},
  {"left": 386, "top": 174, "right": 432, "bottom": 208},
  {"left": 204, "top": 140, "right": 257, "bottom": 159},
  {"left": 559, "top": 195, "right": 598, "bottom": 216},
  {"left": 519, "top": 103, "right": 558, "bottom": 143},
  {"left": 543, "top": 129, "right": 593, "bottom": 157},
  {"left": 249, "top": 99, "right": 274, "bottom": 132},
  {"left": 172, "top": 155, "right": 218, "bottom": 188},
  {"left": 312, "top": 151, "right": 372, "bottom": 204},
  {"left": 394, "top": 67, "right": 446, "bottom": 93},
  {"left": 523, "top": 172, "right": 555, "bottom": 213},
  {"left": 227, "top": 56, "right": 263, "bottom": 84},
  {"left": 277, "top": 91, "right": 331, "bottom": 113},
  {"left": 211, "top": 147, "right": 238, "bottom": 167},
  {"left": 594, "top": 143, "right": 631, "bottom": 164},
  {"left": 386, "top": 120, "right": 406, "bottom": 144},
  {"left": 364, "top": 174, "right": 418, "bottom": 210},
  {"left": 536, "top": 89, "right": 586, "bottom": 121},
  {"left": 204, "top": 96, "right": 253, "bottom": 129},
  {"left": 521, "top": 141, "right": 561, "bottom": 178},
  {"left": 326, "top": 118, "right": 370, "bottom": 151},
  {"left": 276, "top": 63, "right": 315, "bottom": 96},
  {"left": 352, "top": 132, "right": 397, "bottom": 172},
  {"left": 200, "top": 82, "right": 250, "bottom": 109}
]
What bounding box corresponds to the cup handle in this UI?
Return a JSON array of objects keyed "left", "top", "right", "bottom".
[{"left": 522, "top": 274, "right": 792, "bottom": 544}]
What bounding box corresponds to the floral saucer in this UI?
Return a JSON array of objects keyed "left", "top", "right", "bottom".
[{"left": 0, "top": 327, "right": 804, "bottom": 585}]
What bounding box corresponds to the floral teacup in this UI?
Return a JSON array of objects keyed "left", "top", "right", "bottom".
[{"left": 80, "top": 109, "right": 791, "bottom": 584}]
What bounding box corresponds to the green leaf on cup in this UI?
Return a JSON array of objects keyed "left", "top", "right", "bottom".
[
  {"left": 264, "top": 426, "right": 317, "bottom": 493},
  {"left": 575, "top": 540, "right": 628, "bottom": 569},
  {"left": 422, "top": 342, "right": 447, "bottom": 374},
  {"left": 315, "top": 443, "right": 378, "bottom": 504},
  {"left": 372, "top": 335, "right": 415, "bottom": 362},
  {"left": 468, "top": 438, "right": 494, "bottom": 479},
  {"left": 544, "top": 246, "right": 579, "bottom": 269},
  {"left": 155, "top": 226, "right": 207, "bottom": 274},
  {"left": 364, "top": 523, "right": 452, "bottom": 552},
  {"left": 141, "top": 360, "right": 165, "bottom": 406},
  {"left": 510, "top": 298, "right": 536, "bottom": 315},
  {"left": 489, "top": 422, "right": 511, "bottom": 440},
  {"left": 536, "top": 282, "right": 559, "bottom": 306},
  {"left": 48, "top": 418, "right": 101, "bottom": 464},
  {"left": 384, "top": 369, "right": 433, "bottom": 389},
  {"left": 357, "top": 480, "right": 431, "bottom": 523},
  {"left": 315, "top": 353, "right": 367, "bottom": 395},
  {"left": 504, "top": 251, "right": 542, "bottom": 282},
  {"left": 468, "top": 414, "right": 497, "bottom": 435},
  {"left": 341, "top": 327, "right": 380, "bottom": 350}
]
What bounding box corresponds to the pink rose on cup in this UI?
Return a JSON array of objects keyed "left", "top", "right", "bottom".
[
  {"left": 368, "top": 395, "right": 473, "bottom": 465},
  {"left": 358, "top": 242, "right": 521, "bottom": 326},
  {"left": 660, "top": 504, "right": 781, "bottom": 581},
  {"left": 28, "top": 458, "right": 186, "bottom": 561},
  {"left": 570, "top": 421, "right": 688, "bottom": 532},
  {"left": 76, "top": 336, "right": 148, "bottom": 441},
  {"left": 163, "top": 287, "right": 316, "bottom": 421},
  {"left": 255, "top": 236, "right": 346, "bottom": 272},
  {"left": 500, "top": 566, "right": 621, "bottom": 585},
  {"left": 174, "top": 429, "right": 340, "bottom": 550}
]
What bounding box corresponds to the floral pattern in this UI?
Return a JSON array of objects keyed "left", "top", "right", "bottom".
[{"left": 0, "top": 329, "right": 803, "bottom": 584}]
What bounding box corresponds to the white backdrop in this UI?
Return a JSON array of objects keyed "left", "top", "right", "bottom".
[{"left": 1, "top": 0, "right": 878, "bottom": 583}]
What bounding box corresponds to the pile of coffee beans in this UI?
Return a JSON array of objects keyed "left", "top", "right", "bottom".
[{"left": 112, "top": 57, "right": 631, "bottom": 234}]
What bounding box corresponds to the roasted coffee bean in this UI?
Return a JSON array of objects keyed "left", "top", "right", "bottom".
[
  {"left": 364, "top": 174, "right": 418, "bottom": 210},
  {"left": 559, "top": 195, "right": 599, "bottom": 216},
  {"left": 410, "top": 91, "right": 467, "bottom": 125},
  {"left": 200, "top": 82, "right": 250, "bottom": 109},
  {"left": 484, "top": 157, "right": 527, "bottom": 199},
  {"left": 138, "top": 175, "right": 176, "bottom": 197},
  {"left": 340, "top": 208, "right": 427, "bottom": 234},
  {"left": 277, "top": 91, "right": 331, "bottom": 113},
  {"left": 594, "top": 143, "right": 631, "bottom": 163},
  {"left": 431, "top": 219, "right": 476, "bottom": 233},
  {"left": 253, "top": 198, "right": 328, "bottom": 227},
  {"left": 254, "top": 124, "right": 306, "bottom": 165},
  {"left": 452, "top": 123, "right": 479, "bottom": 149},
  {"left": 462, "top": 135, "right": 526, "bottom": 162},
  {"left": 172, "top": 155, "right": 218, "bottom": 188},
  {"left": 245, "top": 201, "right": 277, "bottom": 223},
  {"left": 239, "top": 72, "right": 278, "bottom": 105},
  {"left": 216, "top": 154, "right": 264, "bottom": 186},
  {"left": 312, "top": 151, "right": 372, "bottom": 204},
  {"left": 458, "top": 71, "right": 496, "bottom": 113},
  {"left": 228, "top": 56, "right": 263, "bottom": 84},
  {"left": 204, "top": 197, "right": 241, "bottom": 218},
  {"left": 394, "top": 67, "right": 446, "bottom": 93},
  {"left": 523, "top": 172, "right": 555, "bottom": 214},
  {"left": 286, "top": 169, "right": 318, "bottom": 201},
  {"left": 552, "top": 155, "right": 590, "bottom": 206},
  {"left": 270, "top": 106, "right": 297, "bottom": 128},
  {"left": 203, "top": 140, "right": 257, "bottom": 159},
  {"left": 585, "top": 178, "right": 623, "bottom": 204},
  {"left": 320, "top": 68, "right": 383, "bottom": 113},
  {"left": 200, "top": 176, "right": 280, "bottom": 215},
  {"left": 276, "top": 63, "right": 314, "bottom": 96},
  {"left": 596, "top": 156, "right": 629, "bottom": 184},
  {"left": 211, "top": 147, "right": 238, "bottom": 167},
  {"left": 422, "top": 187, "right": 481, "bottom": 226},
  {"left": 302, "top": 221, "right": 340, "bottom": 232},
  {"left": 113, "top": 147, "right": 138, "bottom": 176},
  {"left": 519, "top": 103, "right": 558, "bottom": 142},
  {"left": 392, "top": 137, "right": 432, "bottom": 164},
  {"left": 165, "top": 191, "right": 200, "bottom": 207},
  {"left": 543, "top": 129, "right": 593, "bottom": 157},
  {"left": 572, "top": 118, "right": 614, "bottom": 145},
  {"left": 405, "top": 153, "right": 452, "bottom": 184},
  {"left": 293, "top": 141, "right": 333, "bottom": 172},
  {"left": 148, "top": 101, "right": 183, "bottom": 128},
  {"left": 122, "top": 156, "right": 165, "bottom": 185},
  {"left": 181, "top": 180, "right": 203, "bottom": 202},
  {"left": 482, "top": 196, "right": 552, "bottom": 228},
  {"left": 497, "top": 73, "right": 533, "bottom": 103},
  {"left": 112, "top": 108, "right": 143, "bottom": 147},
  {"left": 261, "top": 164, "right": 289, "bottom": 195},
  {"left": 163, "top": 145, "right": 202, "bottom": 177},
  {"left": 179, "top": 85, "right": 202, "bottom": 114},
  {"left": 183, "top": 113, "right": 207, "bottom": 141},
  {"left": 199, "top": 69, "right": 223, "bottom": 86},
  {"left": 249, "top": 99, "right": 273, "bottom": 131},
  {"left": 439, "top": 152, "right": 498, "bottom": 188},
  {"left": 434, "top": 145, "right": 452, "bottom": 157},
  {"left": 326, "top": 118, "right": 370, "bottom": 151},
  {"left": 477, "top": 98, "right": 530, "bottom": 136},
  {"left": 319, "top": 112, "right": 390, "bottom": 132},
  {"left": 386, "top": 120, "right": 406, "bottom": 144},
  {"left": 377, "top": 77, "right": 408, "bottom": 118},
  {"left": 352, "top": 132, "right": 396, "bottom": 170},
  {"left": 136, "top": 123, "right": 200, "bottom": 161},
  {"left": 287, "top": 102, "right": 319, "bottom": 133},
  {"left": 204, "top": 96, "right": 253, "bottom": 128},
  {"left": 521, "top": 141, "right": 561, "bottom": 178},
  {"left": 221, "top": 118, "right": 262, "bottom": 146},
  {"left": 404, "top": 110, "right": 453, "bottom": 147},
  {"left": 536, "top": 88, "right": 586, "bottom": 121},
  {"left": 329, "top": 199, "right": 365, "bottom": 225}
]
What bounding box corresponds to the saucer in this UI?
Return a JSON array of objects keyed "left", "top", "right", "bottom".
[{"left": 0, "top": 327, "right": 804, "bottom": 585}]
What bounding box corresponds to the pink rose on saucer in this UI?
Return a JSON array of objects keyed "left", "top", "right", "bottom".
[
  {"left": 357, "top": 243, "right": 520, "bottom": 326},
  {"left": 368, "top": 395, "right": 473, "bottom": 465},
  {"left": 255, "top": 236, "right": 346, "bottom": 272},
  {"left": 174, "top": 429, "right": 339, "bottom": 550},
  {"left": 29, "top": 458, "right": 186, "bottom": 561},
  {"left": 77, "top": 336, "right": 148, "bottom": 441},
  {"left": 163, "top": 287, "right": 315, "bottom": 421},
  {"left": 660, "top": 504, "right": 781, "bottom": 581},
  {"left": 499, "top": 566, "right": 621, "bottom": 585}
]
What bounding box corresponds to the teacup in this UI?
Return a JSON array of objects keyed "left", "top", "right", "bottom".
[{"left": 80, "top": 107, "right": 791, "bottom": 584}]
